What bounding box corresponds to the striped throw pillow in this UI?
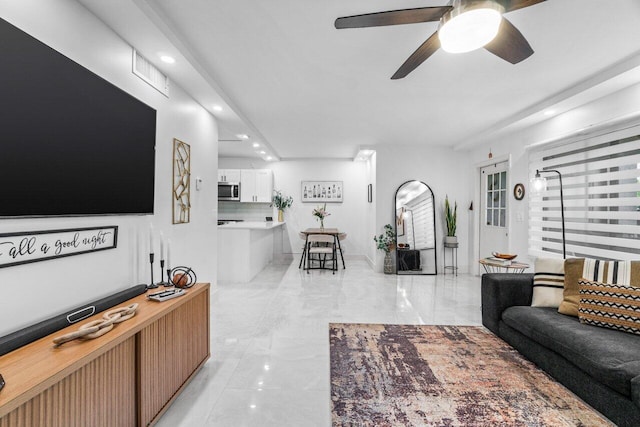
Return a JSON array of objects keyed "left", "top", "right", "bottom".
[
  {"left": 578, "top": 278, "right": 640, "bottom": 335},
  {"left": 531, "top": 258, "right": 564, "bottom": 307},
  {"left": 559, "top": 259, "right": 640, "bottom": 317}
]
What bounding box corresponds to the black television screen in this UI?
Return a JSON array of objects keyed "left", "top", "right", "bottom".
[{"left": 0, "top": 17, "right": 156, "bottom": 217}]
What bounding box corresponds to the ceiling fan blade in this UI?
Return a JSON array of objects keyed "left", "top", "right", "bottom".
[
  {"left": 505, "top": 0, "right": 546, "bottom": 13},
  {"left": 484, "top": 18, "right": 533, "bottom": 64},
  {"left": 391, "top": 32, "right": 440, "bottom": 80},
  {"left": 335, "top": 7, "right": 452, "bottom": 29}
]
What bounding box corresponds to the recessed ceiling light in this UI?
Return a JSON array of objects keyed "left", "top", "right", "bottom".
[
  {"left": 252, "top": 143, "right": 260, "bottom": 148},
  {"left": 354, "top": 148, "right": 376, "bottom": 161},
  {"left": 212, "top": 105, "right": 223, "bottom": 112},
  {"left": 160, "top": 55, "right": 175, "bottom": 64},
  {"left": 236, "top": 134, "right": 250, "bottom": 140},
  {"left": 544, "top": 109, "right": 556, "bottom": 116},
  {"left": 260, "top": 150, "right": 266, "bottom": 154},
  {"left": 266, "top": 156, "right": 273, "bottom": 161}
]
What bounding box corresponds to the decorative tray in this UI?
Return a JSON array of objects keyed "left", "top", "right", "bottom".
[{"left": 492, "top": 252, "right": 517, "bottom": 260}]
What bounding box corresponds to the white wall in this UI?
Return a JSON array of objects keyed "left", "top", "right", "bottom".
[
  {"left": 468, "top": 82, "right": 640, "bottom": 269},
  {"left": 0, "top": 1, "right": 218, "bottom": 337},
  {"left": 375, "top": 145, "right": 473, "bottom": 273},
  {"left": 219, "top": 158, "right": 369, "bottom": 258}
]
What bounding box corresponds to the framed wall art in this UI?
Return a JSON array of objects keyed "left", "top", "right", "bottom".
[
  {"left": 301, "top": 181, "right": 343, "bottom": 203},
  {"left": 0, "top": 226, "right": 118, "bottom": 268},
  {"left": 173, "top": 138, "right": 191, "bottom": 224},
  {"left": 396, "top": 207, "right": 405, "bottom": 237}
]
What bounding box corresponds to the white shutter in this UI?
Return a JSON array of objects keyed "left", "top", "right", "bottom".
[
  {"left": 406, "top": 193, "right": 435, "bottom": 250},
  {"left": 529, "top": 124, "right": 640, "bottom": 260}
]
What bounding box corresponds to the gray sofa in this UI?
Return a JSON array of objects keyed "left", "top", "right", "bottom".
[{"left": 482, "top": 273, "right": 640, "bottom": 427}]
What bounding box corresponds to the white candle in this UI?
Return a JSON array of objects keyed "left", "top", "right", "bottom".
[
  {"left": 166, "top": 238, "right": 171, "bottom": 269},
  {"left": 159, "top": 231, "right": 165, "bottom": 260},
  {"left": 149, "top": 223, "right": 155, "bottom": 254}
]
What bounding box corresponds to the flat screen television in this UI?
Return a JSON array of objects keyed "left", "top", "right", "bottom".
[{"left": 0, "top": 17, "right": 156, "bottom": 217}]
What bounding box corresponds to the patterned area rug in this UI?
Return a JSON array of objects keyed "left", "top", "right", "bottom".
[{"left": 330, "top": 324, "right": 612, "bottom": 426}]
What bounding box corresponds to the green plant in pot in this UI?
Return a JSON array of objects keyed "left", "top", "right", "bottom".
[
  {"left": 444, "top": 195, "right": 457, "bottom": 245},
  {"left": 374, "top": 224, "right": 396, "bottom": 274},
  {"left": 271, "top": 190, "right": 293, "bottom": 222}
]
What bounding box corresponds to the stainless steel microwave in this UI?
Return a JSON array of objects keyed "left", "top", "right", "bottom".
[{"left": 218, "top": 182, "right": 240, "bottom": 201}]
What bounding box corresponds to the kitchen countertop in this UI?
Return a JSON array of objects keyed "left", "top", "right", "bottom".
[{"left": 218, "top": 221, "right": 286, "bottom": 230}]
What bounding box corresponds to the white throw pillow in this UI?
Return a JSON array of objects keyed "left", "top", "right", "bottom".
[{"left": 532, "top": 257, "right": 565, "bottom": 307}]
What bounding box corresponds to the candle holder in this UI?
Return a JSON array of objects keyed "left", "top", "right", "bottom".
[
  {"left": 166, "top": 268, "right": 173, "bottom": 286},
  {"left": 158, "top": 259, "right": 170, "bottom": 287},
  {"left": 147, "top": 252, "right": 158, "bottom": 289}
]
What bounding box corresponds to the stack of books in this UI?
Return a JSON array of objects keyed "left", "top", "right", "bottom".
[{"left": 486, "top": 257, "right": 512, "bottom": 266}]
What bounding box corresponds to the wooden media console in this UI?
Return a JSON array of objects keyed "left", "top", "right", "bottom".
[{"left": 0, "top": 283, "right": 210, "bottom": 426}]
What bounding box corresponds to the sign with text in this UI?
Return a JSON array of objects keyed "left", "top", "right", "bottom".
[{"left": 0, "top": 226, "right": 118, "bottom": 268}]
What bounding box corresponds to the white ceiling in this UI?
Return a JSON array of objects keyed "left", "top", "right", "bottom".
[{"left": 81, "top": 0, "right": 640, "bottom": 160}]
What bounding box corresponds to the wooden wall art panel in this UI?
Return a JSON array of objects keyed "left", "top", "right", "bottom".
[{"left": 173, "top": 139, "right": 191, "bottom": 224}]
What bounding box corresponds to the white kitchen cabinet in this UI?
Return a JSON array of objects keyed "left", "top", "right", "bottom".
[
  {"left": 240, "top": 169, "right": 273, "bottom": 203},
  {"left": 218, "top": 169, "right": 241, "bottom": 183}
]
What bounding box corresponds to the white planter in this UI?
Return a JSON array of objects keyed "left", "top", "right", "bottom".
[{"left": 444, "top": 236, "right": 458, "bottom": 245}]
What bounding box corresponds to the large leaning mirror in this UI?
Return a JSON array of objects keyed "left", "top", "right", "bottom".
[{"left": 395, "top": 180, "right": 437, "bottom": 275}]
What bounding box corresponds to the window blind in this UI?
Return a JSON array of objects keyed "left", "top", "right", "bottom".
[
  {"left": 529, "top": 124, "right": 640, "bottom": 260},
  {"left": 406, "top": 193, "right": 435, "bottom": 250}
]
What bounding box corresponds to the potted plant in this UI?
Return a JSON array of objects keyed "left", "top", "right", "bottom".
[
  {"left": 374, "top": 224, "right": 396, "bottom": 274},
  {"left": 444, "top": 195, "right": 457, "bottom": 244},
  {"left": 272, "top": 190, "right": 293, "bottom": 222}
]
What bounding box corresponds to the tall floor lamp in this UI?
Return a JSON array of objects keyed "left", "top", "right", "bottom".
[{"left": 531, "top": 169, "right": 566, "bottom": 259}]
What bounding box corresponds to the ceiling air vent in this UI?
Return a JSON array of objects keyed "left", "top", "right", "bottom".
[{"left": 132, "top": 49, "right": 169, "bottom": 97}]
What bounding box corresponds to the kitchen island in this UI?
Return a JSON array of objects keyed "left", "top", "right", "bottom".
[{"left": 217, "top": 221, "right": 286, "bottom": 282}]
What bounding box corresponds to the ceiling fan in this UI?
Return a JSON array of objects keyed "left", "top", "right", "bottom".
[{"left": 335, "top": 0, "right": 545, "bottom": 79}]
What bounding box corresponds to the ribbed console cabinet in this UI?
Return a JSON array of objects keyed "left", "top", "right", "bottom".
[{"left": 0, "top": 283, "right": 210, "bottom": 427}]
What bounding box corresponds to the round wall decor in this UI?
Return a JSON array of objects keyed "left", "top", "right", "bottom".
[{"left": 514, "top": 183, "right": 525, "bottom": 200}]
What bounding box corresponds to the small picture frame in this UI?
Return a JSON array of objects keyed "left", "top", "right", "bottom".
[{"left": 514, "top": 183, "right": 525, "bottom": 200}]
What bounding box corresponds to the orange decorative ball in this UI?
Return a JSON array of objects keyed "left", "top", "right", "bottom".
[{"left": 173, "top": 273, "right": 188, "bottom": 288}]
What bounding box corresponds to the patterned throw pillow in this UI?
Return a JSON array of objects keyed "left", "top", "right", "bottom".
[
  {"left": 559, "top": 259, "right": 640, "bottom": 317},
  {"left": 531, "top": 258, "right": 564, "bottom": 307},
  {"left": 578, "top": 278, "right": 640, "bottom": 335}
]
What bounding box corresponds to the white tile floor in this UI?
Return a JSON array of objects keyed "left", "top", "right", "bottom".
[{"left": 155, "top": 259, "right": 482, "bottom": 427}]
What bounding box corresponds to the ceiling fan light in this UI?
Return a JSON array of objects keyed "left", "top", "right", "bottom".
[{"left": 439, "top": 1, "right": 504, "bottom": 54}]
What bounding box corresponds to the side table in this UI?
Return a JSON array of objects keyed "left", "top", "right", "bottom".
[
  {"left": 443, "top": 242, "right": 458, "bottom": 276},
  {"left": 479, "top": 258, "right": 529, "bottom": 273}
]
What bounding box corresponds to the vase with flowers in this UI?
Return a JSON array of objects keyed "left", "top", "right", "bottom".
[
  {"left": 271, "top": 190, "right": 293, "bottom": 222},
  {"left": 312, "top": 203, "right": 330, "bottom": 230}
]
